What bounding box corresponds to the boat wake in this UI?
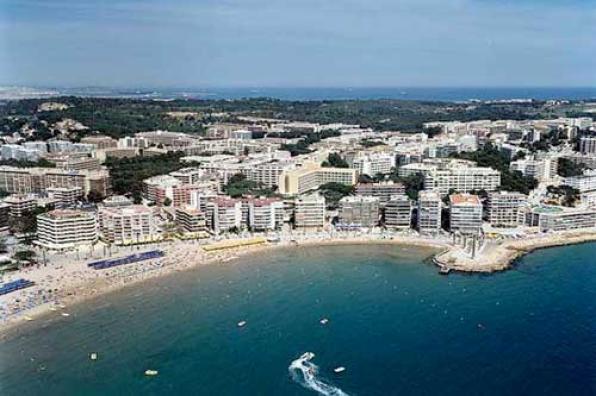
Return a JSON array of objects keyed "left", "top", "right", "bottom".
[{"left": 289, "top": 352, "right": 349, "bottom": 396}]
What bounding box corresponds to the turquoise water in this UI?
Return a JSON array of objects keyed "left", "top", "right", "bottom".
[{"left": 0, "top": 244, "right": 595, "bottom": 395}]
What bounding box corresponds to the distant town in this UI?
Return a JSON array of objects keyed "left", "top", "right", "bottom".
[{"left": 1, "top": 96, "right": 596, "bottom": 323}]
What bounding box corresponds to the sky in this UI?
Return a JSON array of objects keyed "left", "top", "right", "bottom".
[{"left": 0, "top": 0, "right": 595, "bottom": 88}]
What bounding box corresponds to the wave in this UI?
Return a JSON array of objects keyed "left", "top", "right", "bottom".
[{"left": 289, "top": 352, "right": 349, "bottom": 396}]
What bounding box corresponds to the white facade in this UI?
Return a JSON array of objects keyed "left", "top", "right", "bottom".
[{"left": 36, "top": 210, "right": 98, "bottom": 250}]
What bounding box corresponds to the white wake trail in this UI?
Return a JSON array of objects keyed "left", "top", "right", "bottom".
[{"left": 289, "top": 352, "right": 349, "bottom": 396}]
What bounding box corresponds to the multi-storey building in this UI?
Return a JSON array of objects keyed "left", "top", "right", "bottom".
[
  {"left": 580, "top": 137, "right": 596, "bottom": 155},
  {"left": 175, "top": 207, "right": 208, "bottom": 234},
  {"left": 424, "top": 167, "right": 500, "bottom": 195},
  {"left": 0, "top": 166, "right": 110, "bottom": 197},
  {"left": 449, "top": 194, "right": 483, "bottom": 235},
  {"left": 486, "top": 191, "right": 527, "bottom": 227},
  {"left": 46, "top": 186, "right": 83, "bottom": 208},
  {"left": 384, "top": 194, "right": 412, "bottom": 229},
  {"left": 561, "top": 172, "right": 596, "bottom": 192},
  {"left": 348, "top": 152, "right": 395, "bottom": 176},
  {"left": 338, "top": 196, "right": 379, "bottom": 228},
  {"left": 279, "top": 164, "right": 357, "bottom": 195},
  {"left": 538, "top": 209, "right": 596, "bottom": 232},
  {"left": 169, "top": 168, "right": 204, "bottom": 185},
  {"left": 294, "top": 195, "right": 326, "bottom": 230},
  {"left": 36, "top": 209, "right": 98, "bottom": 250},
  {"left": 3, "top": 194, "right": 37, "bottom": 217},
  {"left": 206, "top": 198, "right": 243, "bottom": 233},
  {"left": 417, "top": 191, "right": 442, "bottom": 234},
  {"left": 80, "top": 135, "right": 118, "bottom": 150},
  {"left": 247, "top": 198, "right": 284, "bottom": 231},
  {"left": 98, "top": 205, "right": 158, "bottom": 245},
  {"left": 355, "top": 181, "right": 405, "bottom": 206}
]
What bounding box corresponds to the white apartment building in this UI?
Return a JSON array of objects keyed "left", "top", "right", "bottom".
[
  {"left": 294, "top": 195, "right": 326, "bottom": 229},
  {"left": 486, "top": 191, "right": 527, "bottom": 227},
  {"left": 424, "top": 167, "right": 500, "bottom": 195},
  {"left": 561, "top": 172, "right": 596, "bottom": 192},
  {"left": 538, "top": 209, "right": 596, "bottom": 232},
  {"left": 338, "top": 195, "right": 379, "bottom": 228},
  {"left": 384, "top": 194, "right": 412, "bottom": 229},
  {"left": 510, "top": 157, "right": 556, "bottom": 182},
  {"left": 98, "top": 205, "right": 158, "bottom": 245},
  {"left": 169, "top": 168, "right": 204, "bottom": 185},
  {"left": 206, "top": 198, "right": 243, "bottom": 233},
  {"left": 36, "top": 209, "right": 98, "bottom": 250},
  {"left": 417, "top": 191, "right": 442, "bottom": 234},
  {"left": 580, "top": 137, "right": 596, "bottom": 155},
  {"left": 348, "top": 153, "right": 395, "bottom": 176},
  {"left": 449, "top": 194, "right": 483, "bottom": 235},
  {"left": 1, "top": 144, "right": 43, "bottom": 162},
  {"left": 248, "top": 198, "right": 284, "bottom": 231}
]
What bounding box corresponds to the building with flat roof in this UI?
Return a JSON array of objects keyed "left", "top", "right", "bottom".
[
  {"left": 98, "top": 205, "right": 158, "bottom": 245},
  {"left": 36, "top": 209, "right": 98, "bottom": 250},
  {"left": 384, "top": 194, "right": 412, "bottom": 229},
  {"left": 417, "top": 191, "right": 442, "bottom": 234},
  {"left": 486, "top": 191, "right": 527, "bottom": 227},
  {"left": 449, "top": 194, "right": 483, "bottom": 235},
  {"left": 175, "top": 207, "right": 208, "bottom": 234},
  {"left": 338, "top": 195, "right": 379, "bottom": 228},
  {"left": 206, "top": 198, "right": 243, "bottom": 233},
  {"left": 538, "top": 209, "right": 596, "bottom": 232},
  {"left": 46, "top": 186, "right": 83, "bottom": 209},
  {"left": 294, "top": 195, "right": 326, "bottom": 230},
  {"left": 354, "top": 181, "right": 405, "bottom": 206},
  {"left": 279, "top": 163, "right": 357, "bottom": 195},
  {"left": 424, "top": 167, "right": 500, "bottom": 195},
  {"left": 247, "top": 198, "right": 284, "bottom": 231}
]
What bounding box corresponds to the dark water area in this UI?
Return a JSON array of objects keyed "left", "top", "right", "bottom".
[{"left": 0, "top": 244, "right": 595, "bottom": 395}]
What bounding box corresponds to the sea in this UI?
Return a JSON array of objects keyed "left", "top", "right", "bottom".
[
  {"left": 3, "top": 86, "right": 596, "bottom": 102},
  {"left": 0, "top": 243, "right": 595, "bottom": 395}
]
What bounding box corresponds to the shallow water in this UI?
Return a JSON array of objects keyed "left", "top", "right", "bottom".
[{"left": 0, "top": 244, "right": 595, "bottom": 395}]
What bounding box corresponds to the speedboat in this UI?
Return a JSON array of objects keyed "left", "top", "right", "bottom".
[
  {"left": 320, "top": 318, "right": 329, "bottom": 325},
  {"left": 144, "top": 369, "right": 159, "bottom": 376},
  {"left": 61, "top": 313, "right": 70, "bottom": 317},
  {"left": 90, "top": 353, "right": 98, "bottom": 361},
  {"left": 237, "top": 320, "right": 247, "bottom": 327},
  {"left": 334, "top": 366, "right": 346, "bottom": 373}
]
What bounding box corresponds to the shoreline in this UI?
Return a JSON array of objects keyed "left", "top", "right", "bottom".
[{"left": 2, "top": 230, "right": 596, "bottom": 336}]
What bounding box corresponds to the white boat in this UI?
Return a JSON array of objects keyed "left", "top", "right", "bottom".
[
  {"left": 144, "top": 369, "right": 159, "bottom": 376},
  {"left": 90, "top": 353, "right": 98, "bottom": 361},
  {"left": 61, "top": 313, "right": 70, "bottom": 317},
  {"left": 237, "top": 320, "right": 247, "bottom": 327},
  {"left": 24, "top": 316, "right": 34, "bottom": 321},
  {"left": 334, "top": 366, "right": 346, "bottom": 373},
  {"left": 320, "top": 318, "right": 329, "bottom": 325}
]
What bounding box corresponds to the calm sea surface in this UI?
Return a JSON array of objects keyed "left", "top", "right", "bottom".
[{"left": 0, "top": 244, "right": 595, "bottom": 395}]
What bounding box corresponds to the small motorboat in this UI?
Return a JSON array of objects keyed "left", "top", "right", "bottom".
[
  {"left": 90, "top": 353, "right": 98, "bottom": 361},
  {"left": 334, "top": 366, "right": 346, "bottom": 373},
  {"left": 144, "top": 369, "right": 159, "bottom": 376},
  {"left": 61, "top": 313, "right": 70, "bottom": 317},
  {"left": 320, "top": 318, "right": 329, "bottom": 325},
  {"left": 237, "top": 321, "right": 247, "bottom": 327},
  {"left": 24, "top": 316, "right": 34, "bottom": 321}
]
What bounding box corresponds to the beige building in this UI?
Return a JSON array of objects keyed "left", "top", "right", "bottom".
[
  {"left": 278, "top": 163, "right": 357, "bottom": 195},
  {"left": 487, "top": 191, "right": 527, "bottom": 227}
]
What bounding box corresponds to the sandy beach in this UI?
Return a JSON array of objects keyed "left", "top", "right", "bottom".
[{"left": 2, "top": 228, "right": 596, "bottom": 335}]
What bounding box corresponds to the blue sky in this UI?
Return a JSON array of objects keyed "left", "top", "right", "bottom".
[{"left": 0, "top": 0, "right": 594, "bottom": 87}]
